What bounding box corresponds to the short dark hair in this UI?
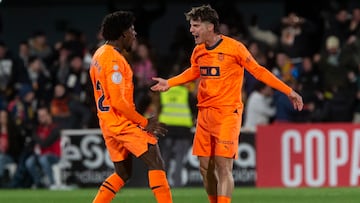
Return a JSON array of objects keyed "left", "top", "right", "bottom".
[
  {"left": 185, "top": 4, "right": 220, "bottom": 33},
  {"left": 101, "top": 11, "right": 135, "bottom": 41}
]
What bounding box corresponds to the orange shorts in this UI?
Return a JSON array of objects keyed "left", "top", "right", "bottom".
[
  {"left": 193, "top": 106, "right": 242, "bottom": 159},
  {"left": 102, "top": 124, "right": 158, "bottom": 162}
]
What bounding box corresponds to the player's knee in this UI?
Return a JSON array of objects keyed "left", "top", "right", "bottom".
[
  {"left": 116, "top": 171, "right": 131, "bottom": 182},
  {"left": 199, "top": 165, "right": 208, "bottom": 177},
  {"left": 216, "top": 165, "right": 232, "bottom": 177},
  {"left": 147, "top": 155, "right": 165, "bottom": 170}
]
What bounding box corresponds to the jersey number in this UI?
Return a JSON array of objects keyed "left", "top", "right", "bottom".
[{"left": 96, "top": 80, "right": 110, "bottom": 112}]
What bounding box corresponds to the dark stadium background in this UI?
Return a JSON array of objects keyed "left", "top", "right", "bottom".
[{"left": 1, "top": 0, "right": 358, "bottom": 58}]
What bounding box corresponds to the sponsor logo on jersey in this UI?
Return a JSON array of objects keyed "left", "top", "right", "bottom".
[{"left": 200, "top": 66, "right": 220, "bottom": 77}]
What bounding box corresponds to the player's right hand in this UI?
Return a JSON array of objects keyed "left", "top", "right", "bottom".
[
  {"left": 150, "top": 77, "right": 170, "bottom": 92},
  {"left": 145, "top": 117, "right": 168, "bottom": 137}
]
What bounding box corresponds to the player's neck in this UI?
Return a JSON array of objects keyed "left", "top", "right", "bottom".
[
  {"left": 105, "top": 40, "right": 123, "bottom": 50},
  {"left": 205, "top": 34, "right": 222, "bottom": 47}
]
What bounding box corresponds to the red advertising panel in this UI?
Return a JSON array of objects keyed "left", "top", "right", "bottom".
[{"left": 256, "top": 123, "right": 360, "bottom": 187}]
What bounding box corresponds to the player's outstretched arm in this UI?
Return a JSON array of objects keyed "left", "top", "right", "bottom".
[
  {"left": 288, "top": 90, "right": 303, "bottom": 111},
  {"left": 151, "top": 77, "right": 170, "bottom": 92}
]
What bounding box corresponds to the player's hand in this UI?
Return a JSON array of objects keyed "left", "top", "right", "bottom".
[
  {"left": 145, "top": 117, "right": 168, "bottom": 137},
  {"left": 288, "top": 90, "right": 303, "bottom": 111},
  {"left": 150, "top": 77, "right": 170, "bottom": 92}
]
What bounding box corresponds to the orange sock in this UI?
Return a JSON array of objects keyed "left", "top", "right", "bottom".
[
  {"left": 92, "top": 173, "right": 125, "bottom": 203},
  {"left": 148, "top": 170, "right": 172, "bottom": 203},
  {"left": 208, "top": 195, "right": 217, "bottom": 203},
  {"left": 217, "top": 196, "right": 231, "bottom": 203}
]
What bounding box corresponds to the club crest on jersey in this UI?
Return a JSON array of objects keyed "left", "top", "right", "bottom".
[
  {"left": 218, "top": 52, "right": 224, "bottom": 61},
  {"left": 111, "top": 72, "right": 122, "bottom": 84},
  {"left": 200, "top": 66, "right": 220, "bottom": 76}
]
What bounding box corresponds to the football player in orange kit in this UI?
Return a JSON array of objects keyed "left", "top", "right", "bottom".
[
  {"left": 89, "top": 11, "right": 172, "bottom": 203},
  {"left": 151, "top": 5, "right": 303, "bottom": 203}
]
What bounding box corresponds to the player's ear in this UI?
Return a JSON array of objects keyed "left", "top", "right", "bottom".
[{"left": 207, "top": 23, "right": 214, "bottom": 32}]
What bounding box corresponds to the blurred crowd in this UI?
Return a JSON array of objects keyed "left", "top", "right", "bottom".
[{"left": 0, "top": 1, "right": 359, "bottom": 189}]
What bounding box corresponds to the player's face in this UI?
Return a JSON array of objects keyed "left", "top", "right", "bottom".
[
  {"left": 189, "top": 19, "right": 213, "bottom": 45},
  {"left": 123, "top": 25, "right": 137, "bottom": 52}
]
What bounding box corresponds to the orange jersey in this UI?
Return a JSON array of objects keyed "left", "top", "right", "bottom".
[
  {"left": 168, "top": 35, "right": 292, "bottom": 108},
  {"left": 89, "top": 44, "right": 148, "bottom": 136}
]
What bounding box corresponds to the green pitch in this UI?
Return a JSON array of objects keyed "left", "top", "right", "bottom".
[{"left": 0, "top": 187, "right": 359, "bottom": 203}]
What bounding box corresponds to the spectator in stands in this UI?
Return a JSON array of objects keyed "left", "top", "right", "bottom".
[
  {"left": 323, "top": 7, "right": 351, "bottom": 48},
  {"left": 28, "top": 31, "right": 54, "bottom": 67},
  {"left": 272, "top": 51, "right": 296, "bottom": 82},
  {"left": 17, "top": 55, "right": 53, "bottom": 104},
  {"left": 243, "top": 41, "right": 270, "bottom": 97},
  {"left": 248, "top": 14, "right": 278, "bottom": 48},
  {"left": 50, "top": 83, "right": 91, "bottom": 129},
  {"left": 319, "top": 87, "right": 354, "bottom": 122},
  {"left": 273, "top": 80, "right": 300, "bottom": 122},
  {"left": 0, "top": 109, "right": 23, "bottom": 187},
  {"left": 6, "top": 85, "right": 37, "bottom": 188},
  {"left": 277, "top": 12, "right": 318, "bottom": 59},
  {"left": 132, "top": 39, "right": 158, "bottom": 114},
  {"left": 50, "top": 83, "right": 71, "bottom": 121},
  {"left": 297, "top": 57, "right": 324, "bottom": 122},
  {"left": 243, "top": 81, "right": 275, "bottom": 132},
  {"left": 0, "top": 41, "right": 22, "bottom": 103},
  {"left": 349, "top": 7, "right": 360, "bottom": 36},
  {"left": 318, "top": 35, "right": 349, "bottom": 94},
  {"left": 7, "top": 84, "right": 37, "bottom": 135},
  {"left": 50, "top": 41, "right": 72, "bottom": 85},
  {"left": 18, "top": 40, "right": 30, "bottom": 67},
  {"left": 25, "top": 105, "right": 64, "bottom": 189},
  {"left": 64, "top": 54, "right": 90, "bottom": 102},
  {"left": 59, "top": 54, "right": 92, "bottom": 128}
]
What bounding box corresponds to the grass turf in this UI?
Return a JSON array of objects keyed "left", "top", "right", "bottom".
[{"left": 0, "top": 187, "right": 359, "bottom": 203}]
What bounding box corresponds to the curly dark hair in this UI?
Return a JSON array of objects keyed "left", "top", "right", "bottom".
[
  {"left": 185, "top": 4, "right": 220, "bottom": 33},
  {"left": 101, "top": 11, "right": 135, "bottom": 41}
]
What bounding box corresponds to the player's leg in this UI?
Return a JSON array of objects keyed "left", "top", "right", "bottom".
[
  {"left": 198, "top": 156, "right": 217, "bottom": 203},
  {"left": 139, "top": 143, "right": 172, "bottom": 203},
  {"left": 212, "top": 107, "right": 242, "bottom": 203},
  {"left": 93, "top": 133, "right": 131, "bottom": 203},
  {"left": 214, "top": 156, "right": 234, "bottom": 203},
  {"left": 92, "top": 157, "right": 132, "bottom": 203},
  {"left": 192, "top": 108, "right": 217, "bottom": 203}
]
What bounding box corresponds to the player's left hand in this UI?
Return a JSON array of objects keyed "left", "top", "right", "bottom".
[
  {"left": 145, "top": 117, "right": 168, "bottom": 137},
  {"left": 288, "top": 90, "right": 303, "bottom": 111}
]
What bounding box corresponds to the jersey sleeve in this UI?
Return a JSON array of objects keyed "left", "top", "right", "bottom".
[
  {"left": 168, "top": 67, "right": 199, "bottom": 87},
  {"left": 236, "top": 43, "right": 292, "bottom": 96},
  {"left": 105, "top": 60, "right": 148, "bottom": 127},
  {"left": 168, "top": 48, "right": 200, "bottom": 87}
]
